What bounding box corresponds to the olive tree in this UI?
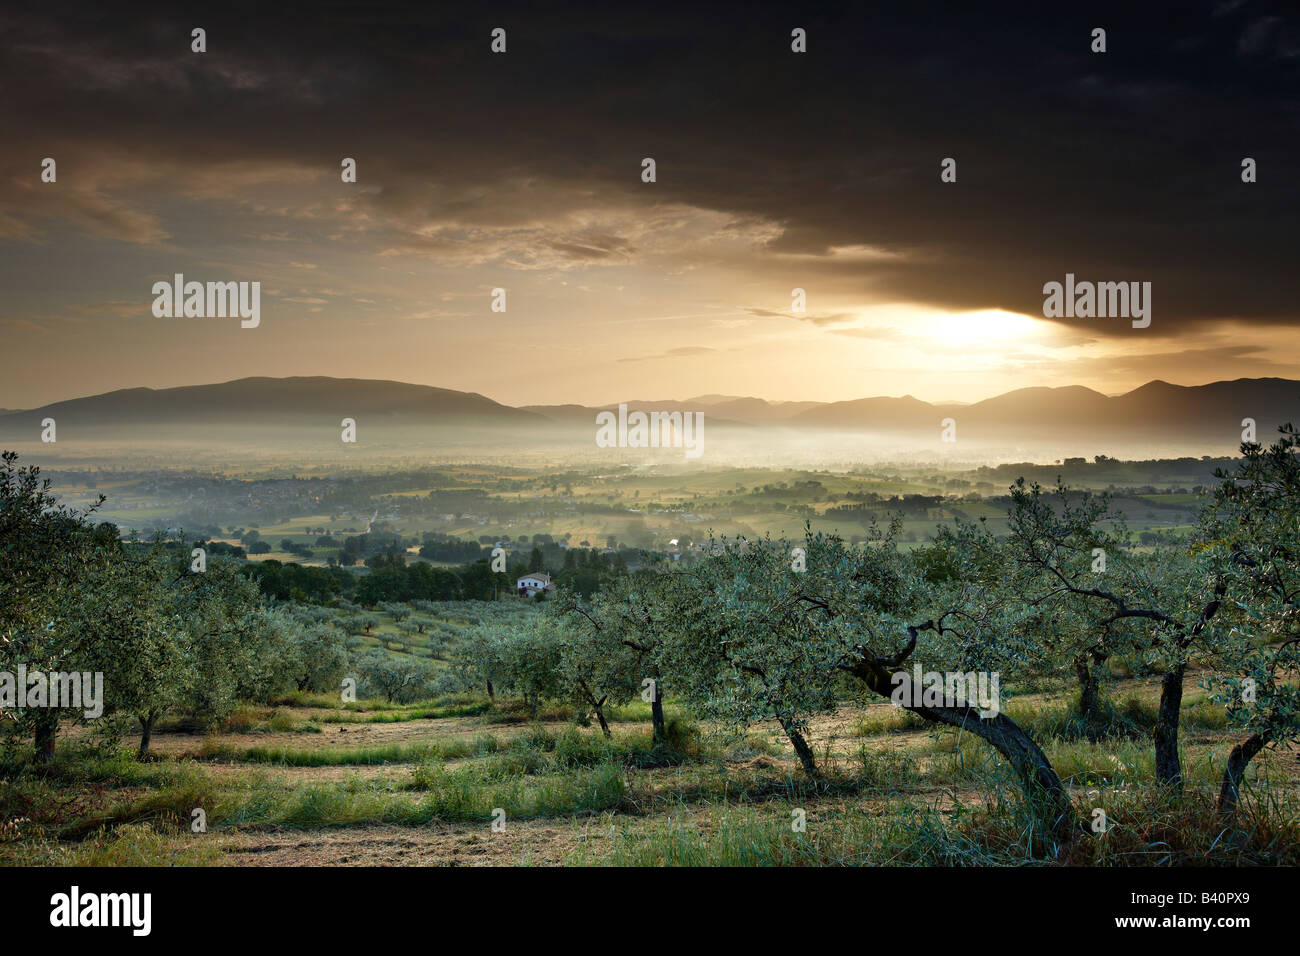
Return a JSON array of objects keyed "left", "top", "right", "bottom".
[
  {"left": 644, "top": 523, "right": 1075, "bottom": 840},
  {"left": 0, "top": 451, "right": 114, "bottom": 760},
  {"left": 1004, "top": 479, "right": 1225, "bottom": 788},
  {"left": 555, "top": 571, "right": 677, "bottom": 744},
  {"left": 354, "top": 649, "right": 433, "bottom": 703},
  {"left": 379, "top": 602, "right": 411, "bottom": 624},
  {"left": 473, "top": 622, "right": 563, "bottom": 717},
  {"left": 546, "top": 607, "right": 640, "bottom": 737},
  {"left": 650, "top": 535, "right": 846, "bottom": 775},
  {"left": 102, "top": 551, "right": 266, "bottom": 756},
  {"left": 1200, "top": 424, "right": 1300, "bottom": 815},
  {"left": 279, "top": 619, "right": 349, "bottom": 694}
]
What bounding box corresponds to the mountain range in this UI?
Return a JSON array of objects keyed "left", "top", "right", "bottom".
[{"left": 2, "top": 376, "right": 1297, "bottom": 448}]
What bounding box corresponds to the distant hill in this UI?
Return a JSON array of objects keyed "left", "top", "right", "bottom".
[
  {"left": 681, "top": 395, "right": 822, "bottom": 424},
  {"left": 789, "top": 394, "right": 954, "bottom": 429},
  {"left": 784, "top": 378, "right": 1300, "bottom": 444},
  {"left": 2, "top": 375, "right": 1298, "bottom": 449},
  {"left": 518, "top": 403, "right": 598, "bottom": 425},
  {"left": 0, "top": 377, "right": 545, "bottom": 432}
]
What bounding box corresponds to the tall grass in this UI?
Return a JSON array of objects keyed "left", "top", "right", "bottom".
[
  {"left": 1, "top": 823, "right": 223, "bottom": 866},
  {"left": 586, "top": 784, "right": 1300, "bottom": 867},
  {"left": 200, "top": 735, "right": 500, "bottom": 766}
]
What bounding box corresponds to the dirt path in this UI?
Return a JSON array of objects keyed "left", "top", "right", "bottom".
[{"left": 217, "top": 819, "right": 607, "bottom": 866}]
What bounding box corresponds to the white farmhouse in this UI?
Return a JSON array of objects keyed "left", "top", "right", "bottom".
[{"left": 516, "top": 573, "right": 555, "bottom": 597}]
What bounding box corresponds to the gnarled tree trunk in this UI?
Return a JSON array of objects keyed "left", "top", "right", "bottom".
[
  {"left": 650, "top": 683, "right": 667, "bottom": 744},
  {"left": 1153, "top": 662, "right": 1186, "bottom": 787},
  {"left": 777, "top": 714, "right": 819, "bottom": 777},
  {"left": 1153, "top": 589, "right": 1223, "bottom": 788},
  {"left": 1073, "top": 647, "right": 1107, "bottom": 742},
  {"left": 1218, "top": 732, "right": 1266, "bottom": 817},
  {"left": 844, "top": 634, "right": 1074, "bottom": 845},
  {"left": 33, "top": 718, "right": 57, "bottom": 764},
  {"left": 138, "top": 712, "right": 158, "bottom": 760}
]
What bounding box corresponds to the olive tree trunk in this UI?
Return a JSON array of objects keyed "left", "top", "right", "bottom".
[
  {"left": 1073, "top": 648, "right": 1107, "bottom": 742},
  {"left": 651, "top": 686, "right": 666, "bottom": 744},
  {"left": 1154, "top": 663, "right": 1186, "bottom": 788},
  {"left": 777, "top": 714, "right": 819, "bottom": 777},
  {"left": 138, "top": 712, "right": 158, "bottom": 760},
  {"left": 844, "top": 639, "right": 1074, "bottom": 845},
  {"left": 33, "top": 717, "right": 57, "bottom": 763},
  {"left": 1218, "top": 732, "right": 1266, "bottom": 817}
]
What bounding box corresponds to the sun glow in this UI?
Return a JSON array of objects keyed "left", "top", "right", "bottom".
[{"left": 922, "top": 309, "right": 1044, "bottom": 348}]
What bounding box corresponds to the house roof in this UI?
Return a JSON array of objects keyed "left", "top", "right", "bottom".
[{"left": 517, "top": 572, "right": 551, "bottom": 584}]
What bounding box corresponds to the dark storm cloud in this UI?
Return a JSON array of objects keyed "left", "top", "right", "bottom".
[{"left": 1, "top": 0, "right": 1297, "bottom": 336}]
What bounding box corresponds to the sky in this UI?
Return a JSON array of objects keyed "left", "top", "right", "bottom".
[{"left": 1, "top": 0, "right": 1298, "bottom": 410}]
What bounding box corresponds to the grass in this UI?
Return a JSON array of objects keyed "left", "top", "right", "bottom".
[
  {"left": 311, "top": 702, "right": 493, "bottom": 724},
  {"left": 574, "top": 786, "right": 1065, "bottom": 866},
  {"left": 851, "top": 707, "right": 928, "bottom": 736},
  {"left": 1, "top": 823, "right": 224, "bottom": 866},
  {"left": 198, "top": 738, "right": 491, "bottom": 766},
  {"left": 582, "top": 784, "right": 1300, "bottom": 867},
  {"left": 3, "top": 671, "right": 1296, "bottom": 867},
  {"left": 194, "top": 720, "right": 701, "bottom": 769}
]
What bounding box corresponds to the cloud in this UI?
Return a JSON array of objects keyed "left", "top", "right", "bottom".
[
  {"left": 828, "top": 326, "right": 906, "bottom": 340},
  {"left": 1, "top": 0, "right": 1298, "bottom": 407},
  {"left": 0, "top": 175, "right": 169, "bottom": 244},
  {"left": 0, "top": 2, "right": 1290, "bottom": 332},
  {"left": 744, "top": 307, "right": 858, "bottom": 327},
  {"left": 618, "top": 346, "right": 718, "bottom": 363},
  {"left": 1000, "top": 343, "right": 1294, "bottom": 382}
]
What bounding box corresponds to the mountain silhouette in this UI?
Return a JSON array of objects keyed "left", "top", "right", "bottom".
[
  {"left": 2, "top": 376, "right": 1297, "bottom": 448},
  {"left": 0, "top": 376, "right": 543, "bottom": 431}
]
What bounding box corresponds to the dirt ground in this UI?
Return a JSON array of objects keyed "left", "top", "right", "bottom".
[{"left": 217, "top": 819, "right": 606, "bottom": 866}]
